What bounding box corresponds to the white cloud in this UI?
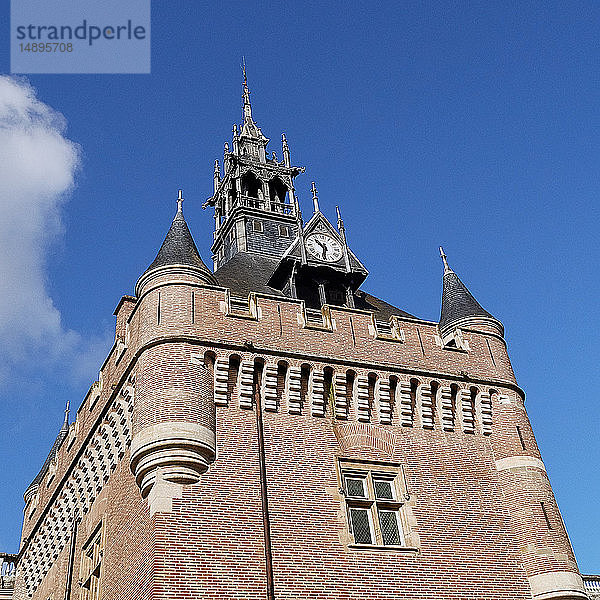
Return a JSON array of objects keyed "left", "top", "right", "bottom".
[{"left": 0, "top": 76, "right": 109, "bottom": 378}]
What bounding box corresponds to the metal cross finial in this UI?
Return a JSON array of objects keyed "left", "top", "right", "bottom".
[
  {"left": 177, "top": 189, "right": 184, "bottom": 213},
  {"left": 439, "top": 246, "right": 452, "bottom": 274},
  {"left": 311, "top": 181, "right": 320, "bottom": 213}
]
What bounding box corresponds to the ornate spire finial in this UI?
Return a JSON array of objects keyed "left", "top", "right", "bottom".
[
  {"left": 439, "top": 246, "right": 452, "bottom": 275},
  {"left": 62, "top": 401, "right": 70, "bottom": 429},
  {"left": 311, "top": 181, "right": 320, "bottom": 213},
  {"left": 282, "top": 133, "right": 291, "bottom": 167},
  {"left": 177, "top": 189, "right": 184, "bottom": 213},
  {"left": 242, "top": 58, "right": 252, "bottom": 121},
  {"left": 336, "top": 205, "right": 343, "bottom": 226}
]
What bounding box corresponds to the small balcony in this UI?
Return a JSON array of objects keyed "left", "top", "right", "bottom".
[{"left": 236, "top": 194, "right": 295, "bottom": 216}]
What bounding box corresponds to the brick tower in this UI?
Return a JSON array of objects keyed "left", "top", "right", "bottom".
[{"left": 11, "top": 74, "right": 587, "bottom": 600}]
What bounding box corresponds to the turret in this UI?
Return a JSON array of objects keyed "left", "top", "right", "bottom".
[
  {"left": 130, "top": 191, "right": 217, "bottom": 504},
  {"left": 438, "top": 247, "right": 503, "bottom": 343},
  {"left": 135, "top": 190, "right": 216, "bottom": 297},
  {"left": 23, "top": 403, "right": 70, "bottom": 505}
]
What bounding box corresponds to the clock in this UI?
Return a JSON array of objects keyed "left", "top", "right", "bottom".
[{"left": 305, "top": 233, "right": 343, "bottom": 263}]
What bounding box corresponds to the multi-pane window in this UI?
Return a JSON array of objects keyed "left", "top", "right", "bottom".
[
  {"left": 342, "top": 464, "right": 405, "bottom": 547},
  {"left": 80, "top": 523, "right": 104, "bottom": 600}
]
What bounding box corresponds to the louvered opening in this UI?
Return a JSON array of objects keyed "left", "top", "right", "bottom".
[
  {"left": 230, "top": 296, "right": 249, "bottom": 314},
  {"left": 305, "top": 308, "right": 324, "bottom": 326},
  {"left": 375, "top": 319, "right": 393, "bottom": 336}
]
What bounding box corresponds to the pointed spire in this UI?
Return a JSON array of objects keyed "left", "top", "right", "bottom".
[
  {"left": 336, "top": 206, "right": 352, "bottom": 273},
  {"left": 439, "top": 246, "right": 452, "bottom": 275},
  {"left": 213, "top": 161, "right": 220, "bottom": 194},
  {"left": 439, "top": 248, "right": 503, "bottom": 337},
  {"left": 24, "top": 401, "right": 72, "bottom": 501},
  {"left": 242, "top": 57, "right": 253, "bottom": 122},
  {"left": 61, "top": 401, "right": 70, "bottom": 432},
  {"left": 136, "top": 190, "right": 216, "bottom": 296},
  {"left": 282, "top": 133, "right": 291, "bottom": 167},
  {"left": 311, "top": 182, "right": 320, "bottom": 213},
  {"left": 336, "top": 206, "right": 344, "bottom": 231}
]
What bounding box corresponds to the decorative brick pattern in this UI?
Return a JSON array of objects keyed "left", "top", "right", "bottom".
[
  {"left": 287, "top": 366, "right": 302, "bottom": 414},
  {"left": 376, "top": 378, "right": 392, "bottom": 424},
  {"left": 439, "top": 386, "right": 455, "bottom": 431},
  {"left": 262, "top": 363, "right": 279, "bottom": 411},
  {"left": 213, "top": 357, "right": 230, "bottom": 406},
  {"left": 238, "top": 360, "right": 255, "bottom": 409},
  {"left": 310, "top": 369, "right": 325, "bottom": 417}
]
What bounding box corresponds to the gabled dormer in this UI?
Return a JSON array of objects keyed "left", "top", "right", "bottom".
[{"left": 269, "top": 185, "right": 368, "bottom": 309}]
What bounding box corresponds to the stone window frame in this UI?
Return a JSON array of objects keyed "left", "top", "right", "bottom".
[
  {"left": 79, "top": 521, "right": 105, "bottom": 600},
  {"left": 338, "top": 458, "right": 417, "bottom": 551}
]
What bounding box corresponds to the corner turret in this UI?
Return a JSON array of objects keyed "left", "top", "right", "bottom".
[
  {"left": 135, "top": 190, "right": 216, "bottom": 297},
  {"left": 438, "top": 247, "right": 503, "bottom": 342}
]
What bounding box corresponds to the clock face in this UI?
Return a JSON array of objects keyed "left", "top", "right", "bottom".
[{"left": 306, "top": 233, "right": 343, "bottom": 263}]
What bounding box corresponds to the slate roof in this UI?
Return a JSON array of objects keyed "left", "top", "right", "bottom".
[
  {"left": 141, "top": 208, "right": 215, "bottom": 283},
  {"left": 214, "top": 251, "right": 413, "bottom": 319},
  {"left": 439, "top": 269, "right": 498, "bottom": 334}
]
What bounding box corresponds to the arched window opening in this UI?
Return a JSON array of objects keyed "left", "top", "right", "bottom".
[
  {"left": 323, "top": 367, "right": 334, "bottom": 415},
  {"left": 345, "top": 370, "right": 356, "bottom": 419},
  {"left": 389, "top": 375, "right": 399, "bottom": 424},
  {"left": 227, "top": 355, "right": 241, "bottom": 405},
  {"left": 409, "top": 378, "right": 419, "bottom": 419},
  {"left": 268, "top": 177, "right": 288, "bottom": 212},
  {"left": 367, "top": 372, "right": 377, "bottom": 420},
  {"left": 300, "top": 363, "right": 311, "bottom": 410},
  {"left": 228, "top": 181, "right": 238, "bottom": 207},
  {"left": 430, "top": 381, "right": 439, "bottom": 426},
  {"left": 241, "top": 171, "right": 263, "bottom": 204},
  {"left": 253, "top": 359, "right": 265, "bottom": 404},
  {"left": 449, "top": 384, "right": 459, "bottom": 429},
  {"left": 276, "top": 361, "right": 288, "bottom": 406},
  {"left": 203, "top": 351, "right": 216, "bottom": 379}
]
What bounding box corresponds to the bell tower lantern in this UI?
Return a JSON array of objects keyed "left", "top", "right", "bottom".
[{"left": 204, "top": 67, "right": 305, "bottom": 270}]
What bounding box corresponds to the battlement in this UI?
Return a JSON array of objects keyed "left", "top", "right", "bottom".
[{"left": 119, "top": 280, "right": 516, "bottom": 388}]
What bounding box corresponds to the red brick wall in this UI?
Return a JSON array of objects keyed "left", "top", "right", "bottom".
[{"left": 15, "top": 279, "right": 581, "bottom": 600}]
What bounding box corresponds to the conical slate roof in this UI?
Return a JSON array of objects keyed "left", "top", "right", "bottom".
[
  {"left": 136, "top": 201, "right": 216, "bottom": 295},
  {"left": 24, "top": 406, "right": 70, "bottom": 501},
  {"left": 438, "top": 248, "right": 501, "bottom": 335},
  {"left": 143, "top": 208, "right": 213, "bottom": 276}
]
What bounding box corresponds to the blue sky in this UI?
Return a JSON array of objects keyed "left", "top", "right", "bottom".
[{"left": 0, "top": 1, "right": 598, "bottom": 571}]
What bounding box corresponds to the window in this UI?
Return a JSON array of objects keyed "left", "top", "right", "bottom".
[
  {"left": 341, "top": 462, "right": 406, "bottom": 547},
  {"left": 253, "top": 220, "right": 263, "bottom": 232},
  {"left": 80, "top": 522, "right": 104, "bottom": 600},
  {"left": 279, "top": 224, "right": 290, "bottom": 237}
]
